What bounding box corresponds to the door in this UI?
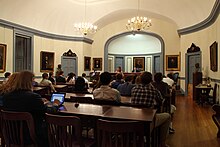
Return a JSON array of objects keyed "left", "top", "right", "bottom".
[
  {"left": 154, "top": 56, "right": 160, "bottom": 74},
  {"left": 188, "top": 55, "right": 201, "bottom": 84},
  {"left": 15, "top": 34, "right": 32, "bottom": 72},
  {"left": 61, "top": 56, "right": 78, "bottom": 76},
  {"left": 115, "top": 57, "right": 124, "bottom": 72}
]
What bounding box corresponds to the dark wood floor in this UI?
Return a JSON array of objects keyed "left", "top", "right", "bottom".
[{"left": 167, "top": 88, "right": 220, "bottom": 147}]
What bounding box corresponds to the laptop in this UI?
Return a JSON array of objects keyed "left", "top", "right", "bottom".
[{"left": 50, "top": 93, "right": 66, "bottom": 106}]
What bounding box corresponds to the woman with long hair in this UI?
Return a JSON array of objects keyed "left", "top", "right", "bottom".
[{"left": 2, "top": 70, "right": 60, "bottom": 147}]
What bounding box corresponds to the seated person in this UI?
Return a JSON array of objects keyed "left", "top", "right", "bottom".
[
  {"left": 66, "top": 72, "right": 76, "bottom": 84},
  {"left": 74, "top": 76, "right": 89, "bottom": 93},
  {"left": 3, "top": 72, "right": 11, "bottom": 84},
  {"left": 110, "top": 73, "right": 124, "bottom": 89},
  {"left": 131, "top": 71, "right": 171, "bottom": 147},
  {"left": 152, "top": 72, "right": 176, "bottom": 134},
  {"left": 48, "top": 72, "right": 55, "bottom": 85},
  {"left": 39, "top": 73, "right": 56, "bottom": 92},
  {"left": 2, "top": 71, "right": 60, "bottom": 147},
  {"left": 93, "top": 72, "right": 121, "bottom": 103},
  {"left": 55, "top": 71, "right": 66, "bottom": 83},
  {"left": 163, "top": 73, "right": 174, "bottom": 87},
  {"left": 117, "top": 76, "right": 135, "bottom": 96},
  {"left": 82, "top": 73, "right": 89, "bottom": 88}
]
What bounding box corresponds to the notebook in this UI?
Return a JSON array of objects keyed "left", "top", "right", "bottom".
[{"left": 50, "top": 93, "right": 65, "bottom": 106}]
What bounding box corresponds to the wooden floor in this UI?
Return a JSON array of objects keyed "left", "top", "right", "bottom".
[{"left": 167, "top": 88, "right": 220, "bottom": 147}]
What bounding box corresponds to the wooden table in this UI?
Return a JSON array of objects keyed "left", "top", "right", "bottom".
[
  {"left": 195, "top": 84, "right": 213, "bottom": 105},
  {"left": 65, "top": 93, "right": 131, "bottom": 103},
  {"left": 59, "top": 102, "right": 156, "bottom": 146},
  {"left": 54, "top": 85, "right": 68, "bottom": 92},
  {"left": 33, "top": 86, "right": 49, "bottom": 96}
]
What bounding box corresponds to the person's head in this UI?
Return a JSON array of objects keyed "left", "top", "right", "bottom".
[
  {"left": 67, "top": 72, "right": 75, "bottom": 82},
  {"left": 42, "top": 73, "right": 49, "bottom": 79},
  {"left": 154, "top": 72, "right": 163, "bottom": 83},
  {"left": 135, "top": 75, "right": 141, "bottom": 84},
  {"left": 140, "top": 71, "right": 152, "bottom": 85},
  {"left": 100, "top": 72, "right": 112, "bottom": 85},
  {"left": 49, "top": 72, "right": 53, "bottom": 77},
  {"left": 82, "top": 73, "right": 86, "bottom": 77},
  {"left": 116, "top": 66, "right": 122, "bottom": 72},
  {"left": 16, "top": 71, "right": 35, "bottom": 91},
  {"left": 167, "top": 73, "right": 173, "bottom": 79},
  {"left": 75, "top": 76, "right": 86, "bottom": 91},
  {"left": 4, "top": 72, "right": 11, "bottom": 78},
  {"left": 58, "top": 64, "right": 61, "bottom": 69},
  {"left": 0, "top": 72, "right": 19, "bottom": 94},
  {"left": 125, "top": 76, "right": 133, "bottom": 83},
  {"left": 116, "top": 73, "right": 123, "bottom": 80}
]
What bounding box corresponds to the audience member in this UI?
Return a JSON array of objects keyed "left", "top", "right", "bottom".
[
  {"left": 152, "top": 72, "right": 170, "bottom": 97},
  {"left": 135, "top": 75, "right": 142, "bottom": 85},
  {"left": 82, "top": 73, "right": 89, "bottom": 88},
  {"left": 74, "top": 76, "right": 89, "bottom": 93},
  {"left": 93, "top": 72, "right": 121, "bottom": 102},
  {"left": 55, "top": 71, "right": 66, "bottom": 83},
  {"left": 163, "top": 73, "right": 174, "bottom": 87},
  {"left": 117, "top": 75, "right": 135, "bottom": 96},
  {"left": 110, "top": 73, "right": 124, "bottom": 89},
  {"left": 39, "top": 73, "right": 56, "bottom": 92},
  {"left": 48, "top": 72, "right": 55, "bottom": 84},
  {"left": 66, "top": 72, "right": 76, "bottom": 84},
  {"left": 152, "top": 72, "right": 176, "bottom": 134},
  {"left": 2, "top": 70, "right": 60, "bottom": 147},
  {"left": 115, "top": 66, "right": 124, "bottom": 77},
  {"left": 3, "top": 72, "right": 11, "bottom": 84},
  {"left": 131, "top": 71, "right": 171, "bottom": 147}
]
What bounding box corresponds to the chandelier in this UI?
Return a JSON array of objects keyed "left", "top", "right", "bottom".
[
  {"left": 74, "top": 0, "right": 97, "bottom": 35},
  {"left": 126, "top": 0, "right": 152, "bottom": 31}
]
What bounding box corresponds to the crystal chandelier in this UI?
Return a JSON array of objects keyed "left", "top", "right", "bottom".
[
  {"left": 74, "top": 0, "right": 97, "bottom": 35},
  {"left": 126, "top": 0, "right": 152, "bottom": 31}
]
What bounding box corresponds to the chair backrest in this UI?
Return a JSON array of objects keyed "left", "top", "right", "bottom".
[
  {"left": 212, "top": 83, "right": 218, "bottom": 104},
  {"left": 45, "top": 113, "right": 83, "bottom": 147},
  {"left": 1, "top": 110, "right": 37, "bottom": 146},
  {"left": 70, "top": 96, "right": 93, "bottom": 104},
  {"left": 97, "top": 119, "right": 145, "bottom": 147}
]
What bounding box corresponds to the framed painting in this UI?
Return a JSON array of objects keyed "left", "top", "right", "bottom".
[
  {"left": 133, "top": 57, "right": 145, "bottom": 72},
  {"left": 93, "top": 58, "right": 102, "bottom": 70},
  {"left": 166, "top": 54, "right": 180, "bottom": 71},
  {"left": 210, "top": 41, "right": 218, "bottom": 72},
  {"left": 0, "top": 44, "right": 6, "bottom": 73},
  {"left": 40, "top": 51, "right": 54, "bottom": 72},
  {"left": 84, "top": 56, "right": 91, "bottom": 71}
]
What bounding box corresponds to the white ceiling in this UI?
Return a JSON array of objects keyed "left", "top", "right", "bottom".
[{"left": 0, "top": 0, "right": 217, "bottom": 36}]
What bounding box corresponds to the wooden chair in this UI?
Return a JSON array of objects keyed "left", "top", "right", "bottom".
[
  {"left": 97, "top": 119, "right": 145, "bottom": 147},
  {"left": 70, "top": 96, "right": 93, "bottom": 104},
  {"left": 208, "top": 83, "right": 217, "bottom": 104},
  {"left": 45, "top": 113, "right": 95, "bottom": 147},
  {"left": 212, "top": 104, "right": 220, "bottom": 138},
  {"left": 1, "top": 110, "right": 37, "bottom": 147}
]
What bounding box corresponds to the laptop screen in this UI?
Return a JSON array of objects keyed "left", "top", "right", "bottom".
[{"left": 50, "top": 93, "right": 65, "bottom": 105}]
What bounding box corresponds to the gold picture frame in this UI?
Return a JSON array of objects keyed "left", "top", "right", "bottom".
[
  {"left": 133, "top": 57, "right": 145, "bottom": 71},
  {"left": 0, "top": 44, "right": 6, "bottom": 73},
  {"left": 93, "top": 58, "right": 102, "bottom": 70},
  {"left": 166, "top": 54, "right": 180, "bottom": 71},
  {"left": 84, "top": 56, "right": 91, "bottom": 71},
  {"left": 40, "top": 51, "right": 55, "bottom": 72}
]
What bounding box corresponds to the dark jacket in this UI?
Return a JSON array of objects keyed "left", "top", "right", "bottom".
[{"left": 3, "top": 90, "right": 58, "bottom": 147}]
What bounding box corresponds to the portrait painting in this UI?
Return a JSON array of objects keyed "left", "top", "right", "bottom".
[
  {"left": 210, "top": 41, "right": 218, "bottom": 72},
  {"left": 166, "top": 54, "right": 180, "bottom": 71},
  {"left": 0, "top": 44, "right": 6, "bottom": 73},
  {"left": 133, "top": 57, "right": 145, "bottom": 72},
  {"left": 40, "top": 51, "right": 54, "bottom": 72},
  {"left": 93, "top": 58, "right": 102, "bottom": 70},
  {"left": 84, "top": 56, "right": 91, "bottom": 71}
]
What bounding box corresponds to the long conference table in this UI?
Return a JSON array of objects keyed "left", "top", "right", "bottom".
[{"left": 59, "top": 102, "right": 157, "bottom": 146}]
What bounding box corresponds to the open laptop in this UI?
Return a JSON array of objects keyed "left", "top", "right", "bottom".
[{"left": 50, "top": 93, "right": 66, "bottom": 106}]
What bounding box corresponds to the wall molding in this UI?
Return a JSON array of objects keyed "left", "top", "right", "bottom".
[
  {"left": 178, "top": 0, "right": 220, "bottom": 35},
  {"left": 0, "top": 19, "right": 93, "bottom": 44}
]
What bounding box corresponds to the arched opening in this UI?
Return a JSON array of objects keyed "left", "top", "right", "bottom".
[{"left": 104, "top": 31, "right": 165, "bottom": 75}]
